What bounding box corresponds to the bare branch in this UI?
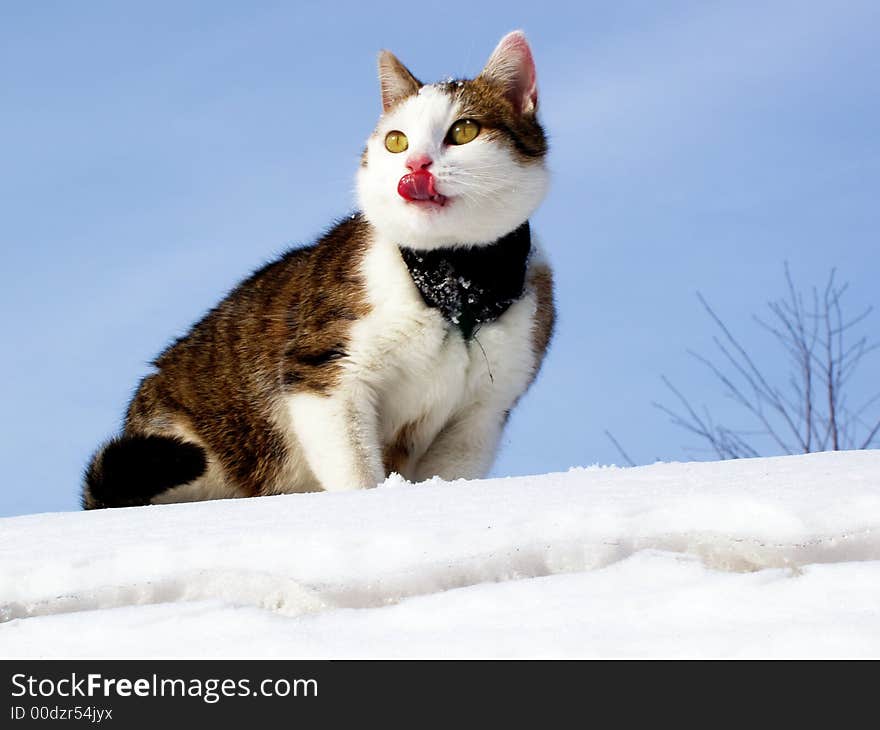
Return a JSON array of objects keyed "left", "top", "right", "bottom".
[
  {"left": 862, "top": 419, "right": 880, "bottom": 450},
  {"left": 687, "top": 346, "right": 796, "bottom": 453},
  {"left": 604, "top": 430, "right": 637, "bottom": 467},
  {"left": 651, "top": 264, "right": 879, "bottom": 461}
]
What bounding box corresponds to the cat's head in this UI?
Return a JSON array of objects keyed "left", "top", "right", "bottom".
[{"left": 357, "top": 31, "right": 548, "bottom": 249}]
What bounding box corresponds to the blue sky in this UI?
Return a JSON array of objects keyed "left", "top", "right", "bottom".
[{"left": 1, "top": 0, "right": 878, "bottom": 516}]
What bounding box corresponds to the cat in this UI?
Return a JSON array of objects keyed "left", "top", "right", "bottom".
[{"left": 83, "top": 30, "right": 555, "bottom": 509}]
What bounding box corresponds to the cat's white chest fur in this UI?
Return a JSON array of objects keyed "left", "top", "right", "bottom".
[
  {"left": 284, "top": 231, "right": 542, "bottom": 490},
  {"left": 355, "top": 233, "right": 540, "bottom": 477}
]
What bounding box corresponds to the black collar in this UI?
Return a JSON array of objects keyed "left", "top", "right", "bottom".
[{"left": 399, "top": 222, "right": 531, "bottom": 340}]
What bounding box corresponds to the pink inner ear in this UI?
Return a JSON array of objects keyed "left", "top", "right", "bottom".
[{"left": 485, "top": 31, "right": 539, "bottom": 114}]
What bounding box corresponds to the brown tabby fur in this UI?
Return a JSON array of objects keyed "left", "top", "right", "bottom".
[{"left": 123, "top": 216, "right": 371, "bottom": 498}]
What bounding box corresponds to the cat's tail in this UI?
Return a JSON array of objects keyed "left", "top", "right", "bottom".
[{"left": 83, "top": 434, "right": 207, "bottom": 510}]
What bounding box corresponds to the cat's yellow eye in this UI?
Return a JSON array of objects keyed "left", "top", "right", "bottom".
[
  {"left": 384, "top": 130, "right": 409, "bottom": 153},
  {"left": 447, "top": 119, "right": 480, "bottom": 145}
]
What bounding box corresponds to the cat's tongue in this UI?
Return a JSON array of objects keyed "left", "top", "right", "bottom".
[{"left": 398, "top": 170, "right": 445, "bottom": 205}]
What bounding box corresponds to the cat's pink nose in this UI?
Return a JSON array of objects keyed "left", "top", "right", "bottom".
[{"left": 405, "top": 154, "right": 433, "bottom": 172}]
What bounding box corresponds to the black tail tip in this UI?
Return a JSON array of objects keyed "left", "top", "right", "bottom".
[{"left": 83, "top": 434, "right": 207, "bottom": 510}]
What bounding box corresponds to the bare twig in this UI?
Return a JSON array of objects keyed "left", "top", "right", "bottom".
[
  {"left": 604, "top": 430, "right": 637, "bottom": 467},
  {"left": 654, "top": 264, "right": 879, "bottom": 460}
]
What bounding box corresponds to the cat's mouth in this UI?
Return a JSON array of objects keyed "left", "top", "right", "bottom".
[{"left": 397, "top": 170, "right": 448, "bottom": 207}]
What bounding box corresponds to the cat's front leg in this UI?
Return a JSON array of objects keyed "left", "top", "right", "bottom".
[
  {"left": 287, "top": 384, "right": 384, "bottom": 491},
  {"left": 412, "top": 402, "right": 506, "bottom": 482}
]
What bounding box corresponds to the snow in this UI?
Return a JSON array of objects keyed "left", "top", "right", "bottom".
[{"left": 1, "top": 450, "right": 879, "bottom": 658}]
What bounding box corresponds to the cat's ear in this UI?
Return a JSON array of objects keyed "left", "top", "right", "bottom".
[
  {"left": 377, "top": 50, "right": 422, "bottom": 112},
  {"left": 479, "top": 30, "right": 538, "bottom": 115}
]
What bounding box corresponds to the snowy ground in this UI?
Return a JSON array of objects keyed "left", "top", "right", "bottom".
[{"left": 1, "top": 450, "right": 879, "bottom": 658}]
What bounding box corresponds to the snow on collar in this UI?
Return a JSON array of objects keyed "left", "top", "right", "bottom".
[{"left": 399, "top": 222, "right": 531, "bottom": 340}]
